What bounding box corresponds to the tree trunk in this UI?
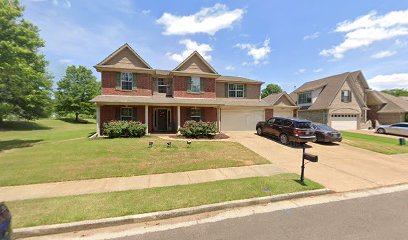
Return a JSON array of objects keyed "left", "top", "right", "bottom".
[{"left": 75, "top": 112, "right": 79, "bottom": 123}]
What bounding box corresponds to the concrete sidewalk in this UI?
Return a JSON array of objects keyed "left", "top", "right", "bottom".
[{"left": 0, "top": 164, "right": 285, "bottom": 202}]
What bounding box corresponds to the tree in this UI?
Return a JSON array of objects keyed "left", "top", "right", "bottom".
[
  {"left": 261, "top": 83, "right": 283, "bottom": 98},
  {"left": 0, "top": 0, "right": 53, "bottom": 123},
  {"left": 55, "top": 65, "right": 100, "bottom": 122},
  {"left": 382, "top": 89, "right": 408, "bottom": 97}
]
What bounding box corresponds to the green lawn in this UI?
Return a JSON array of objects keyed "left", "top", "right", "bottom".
[
  {"left": 342, "top": 132, "right": 408, "bottom": 155},
  {"left": 0, "top": 119, "right": 269, "bottom": 187},
  {"left": 7, "top": 173, "right": 322, "bottom": 228}
]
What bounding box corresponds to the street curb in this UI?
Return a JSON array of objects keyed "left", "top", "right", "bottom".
[{"left": 13, "top": 188, "right": 331, "bottom": 239}]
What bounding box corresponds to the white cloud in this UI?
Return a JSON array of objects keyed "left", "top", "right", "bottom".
[
  {"left": 156, "top": 4, "right": 245, "bottom": 36},
  {"left": 313, "top": 68, "right": 323, "bottom": 73},
  {"left": 52, "top": 0, "right": 71, "bottom": 8},
  {"left": 303, "top": 32, "right": 320, "bottom": 40},
  {"left": 58, "top": 59, "right": 72, "bottom": 64},
  {"left": 235, "top": 38, "right": 271, "bottom": 65},
  {"left": 320, "top": 9, "right": 408, "bottom": 59},
  {"left": 371, "top": 50, "right": 396, "bottom": 59},
  {"left": 225, "top": 65, "right": 235, "bottom": 70},
  {"left": 142, "top": 9, "right": 151, "bottom": 15},
  {"left": 295, "top": 68, "right": 306, "bottom": 74},
  {"left": 395, "top": 39, "right": 408, "bottom": 47},
  {"left": 167, "top": 39, "right": 213, "bottom": 62},
  {"left": 368, "top": 73, "right": 408, "bottom": 90}
]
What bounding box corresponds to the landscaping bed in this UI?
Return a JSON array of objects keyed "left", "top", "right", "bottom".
[
  {"left": 342, "top": 132, "right": 408, "bottom": 154},
  {"left": 0, "top": 119, "right": 269, "bottom": 186},
  {"left": 7, "top": 173, "right": 322, "bottom": 228}
]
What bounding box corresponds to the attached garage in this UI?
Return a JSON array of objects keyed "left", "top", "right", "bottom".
[
  {"left": 221, "top": 109, "right": 264, "bottom": 131},
  {"left": 330, "top": 114, "right": 358, "bottom": 130}
]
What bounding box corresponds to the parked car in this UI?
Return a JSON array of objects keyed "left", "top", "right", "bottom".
[
  {"left": 0, "top": 203, "right": 12, "bottom": 240},
  {"left": 376, "top": 123, "right": 408, "bottom": 137},
  {"left": 311, "top": 123, "right": 342, "bottom": 143},
  {"left": 256, "top": 117, "right": 316, "bottom": 145}
]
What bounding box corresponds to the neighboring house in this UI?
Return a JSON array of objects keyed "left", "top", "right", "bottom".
[
  {"left": 289, "top": 70, "right": 408, "bottom": 130},
  {"left": 91, "top": 43, "right": 297, "bottom": 135}
]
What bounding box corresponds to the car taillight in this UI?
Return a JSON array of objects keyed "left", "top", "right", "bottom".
[{"left": 293, "top": 129, "right": 300, "bottom": 136}]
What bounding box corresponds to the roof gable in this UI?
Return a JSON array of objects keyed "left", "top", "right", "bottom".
[
  {"left": 97, "top": 43, "right": 152, "bottom": 69},
  {"left": 263, "top": 92, "right": 297, "bottom": 106},
  {"left": 173, "top": 51, "right": 218, "bottom": 74}
]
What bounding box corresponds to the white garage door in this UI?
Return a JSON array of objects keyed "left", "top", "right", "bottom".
[
  {"left": 273, "top": 108, "right": 293, "bottom": 118},
  {"left": 331, "top": 114, "right": 358, "bottom": 130},
  {"left": 221, "top": 109, "right": 264, "bottom": 131}
]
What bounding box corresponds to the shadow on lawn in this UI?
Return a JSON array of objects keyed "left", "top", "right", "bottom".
[
  {"left": 0, "top": 121, "right": 51, "bottom": 131},
  {"left": 0, "top": 139, "right": 43, "bottom": 152},
  {"left": 58, "top": 118, "right": 92, "bottom": 124}
]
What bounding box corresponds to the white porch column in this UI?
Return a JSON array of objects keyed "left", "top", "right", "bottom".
[
  {"left": 217, "top": 106, "right": 221, "bottom": 132},
  {"left": 145, "top": 105, "right": 149, "bottom": 135},
  {"left": 96, "top": 104, "right": 101, "bottom": 136},
  {"left": 177, "top": 106, "right": 181, "bottom": 131}
]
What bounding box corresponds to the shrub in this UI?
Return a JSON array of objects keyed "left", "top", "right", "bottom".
[
  {"left": 103, "top": 121, "right": 146, "bottom": 138},
  {"left": 179, "top": 120, "right": 217, "bottom": 138}
]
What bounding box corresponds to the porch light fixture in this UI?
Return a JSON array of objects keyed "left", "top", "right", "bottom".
[
  {"left": 167, "top": 142, "right": 172, "bottom": 148},
  {"left": 149, "top": 141, "right": 154, "bottom": 148},
  {"left": 187, "top": 140, "right": 192, "bottom": 147}
]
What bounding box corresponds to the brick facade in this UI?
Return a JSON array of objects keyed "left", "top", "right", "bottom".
[
  {"left": 173, "top": 76, "right": 216, "bottom": 98},
  {"left": 265, "top": 109, "right": 274, "bottom": 120},
  {"left": 101, "top": 71, "right": 153, "bottom": 96}
]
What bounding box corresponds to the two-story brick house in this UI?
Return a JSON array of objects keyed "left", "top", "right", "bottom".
[{"left": 91, "top": 44, "right": 298, "bottom": 135}]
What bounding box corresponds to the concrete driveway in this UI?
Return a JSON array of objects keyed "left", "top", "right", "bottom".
[{"left": 227, "top": 131, "right": 408, "bottom": 192}]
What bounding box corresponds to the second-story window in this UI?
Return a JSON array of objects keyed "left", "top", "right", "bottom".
[
  {"left": 341, "top": 90, "right": 352, "bottom": 102},
  {"left": 158, "top": 78, "right": 167, "bottom": 93},
  {"left": 298, "top": 92, "right": 312, "bottom": 104},
  {"left": 121, "top": 73, "right": 133, "bottom": 90},
  {"left": 190, "top": 77, "right": 201, "bottom": 93},
  {"left": 228, "top": 84, "right": 244, "bottom": 98}
]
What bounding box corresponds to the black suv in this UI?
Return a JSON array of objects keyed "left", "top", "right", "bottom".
[{"left": 256, "top": 117, "right": 316, "bottom": 145}]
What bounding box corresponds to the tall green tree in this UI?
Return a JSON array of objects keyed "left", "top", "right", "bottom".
[
  {"left": 382, "top": 88, "right": 408, "bottom": 97},
  {"left": 0, "top": 0, "right": 53, "bottom": 123},
  {"left": 55, "top": 65, "right": 100, "bottom": 122},
  {"left": 261, "top": 83, "right": 283, "bottom": 98}
]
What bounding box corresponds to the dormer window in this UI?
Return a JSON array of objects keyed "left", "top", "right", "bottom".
[
  {"left": 189, "top": 77, "right": 201, "bottom": 93},
  {"left": 298, "top": 92, "right": 312, "bottom": 104},
  {"left": 121, "top": 73, "right": 133, "bottom": 90},
  {"left": 341, "top": 90, "right": 352, "bottom": 103}
]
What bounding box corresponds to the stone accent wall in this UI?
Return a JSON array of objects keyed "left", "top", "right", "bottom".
[
  {"left": 101, "top": 71, "right": 153, "bottom": 96},
  {"left": 173, "top": 76, "right": 216, "bottom": 98},
  {"left": 298, "top": 110, "right": 328, "bottom": 124}
]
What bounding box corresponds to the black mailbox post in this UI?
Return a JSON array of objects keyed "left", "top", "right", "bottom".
[{"left": 300, "top": 143, "right": 318, "bottom": 184}]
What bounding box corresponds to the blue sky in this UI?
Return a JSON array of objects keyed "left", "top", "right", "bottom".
[{"left": 22, "top": 0, "right": 408, "bottom": 92}]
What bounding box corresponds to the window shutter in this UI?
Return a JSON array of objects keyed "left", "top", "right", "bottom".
[
  {"left": 225, "top": 83, "right": 228, "bottom": 98},
  {"left": 243, "top": 84, "right": 247, "bottom": 98},
  {"left": 349, "top": 92, "right": 352, "bottom": 102},
  {"left": 201, "top": 109, "right": 205, "bottom": 122},
  {"left": 153, "top": 78, "right": 158, "bottom": 93},
  {"left": 200, "top": 78, "right": 204, "bottom": 92},
  {"left": 132, "top": 73, "right": 137, "bottom": 90},
  {"left": 115, "top": 72, "right": 121, "bottom": 90},
  {"left": 132, "top": 107, "right": 137, "bottom": 121},
  {"left": 115, "top": 107, "right": 121, "bottom": 120},
  {"left": 187, "top": 77, "right": 192, "bottom": 92}
]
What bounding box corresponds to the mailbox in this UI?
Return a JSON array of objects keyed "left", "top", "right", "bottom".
[{"left": 303, "top": 153, "right": 318, "bottom": 162}]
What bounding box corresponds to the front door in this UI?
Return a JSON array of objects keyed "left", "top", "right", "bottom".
[{"left": 157, "top": 109, "right": 168, "bottom": 131}]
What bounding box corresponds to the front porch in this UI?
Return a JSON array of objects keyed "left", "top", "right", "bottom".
[{"left": 96, "top": 104, "right": 221, "bottom": 136}]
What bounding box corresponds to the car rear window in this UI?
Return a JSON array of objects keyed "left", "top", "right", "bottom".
[
  {"left": 294, "top": 122, "right": 311, "bottom": 129},
  {"left": 316, "top": 124, "right": 334, "bottom": 131}
]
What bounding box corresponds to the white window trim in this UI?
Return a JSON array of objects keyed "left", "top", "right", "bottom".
[
  {"left": 228, "top": 84, "right": 244, "bottom": 98},
  {"left": 157, "top": 78, "right": 167, "bottom": 93},
  {"left": 190, "top": 107, "right": 201, "bottom": 121},
  {"left": 121, "top": 107, "right": 133, "bottom": 121},
  {"left": 298, "top": 92, "right": 312, "bottom": 105},
  {"left": 190, "top": 77, "right": 201, "bottom": 93},
  {"left": 121, "top": 73, "right": 133, "bottom": 91}
]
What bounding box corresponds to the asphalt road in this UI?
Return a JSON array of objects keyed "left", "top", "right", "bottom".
[{"left": 116, "top": 190, "right": 408, "bottom": 240}]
